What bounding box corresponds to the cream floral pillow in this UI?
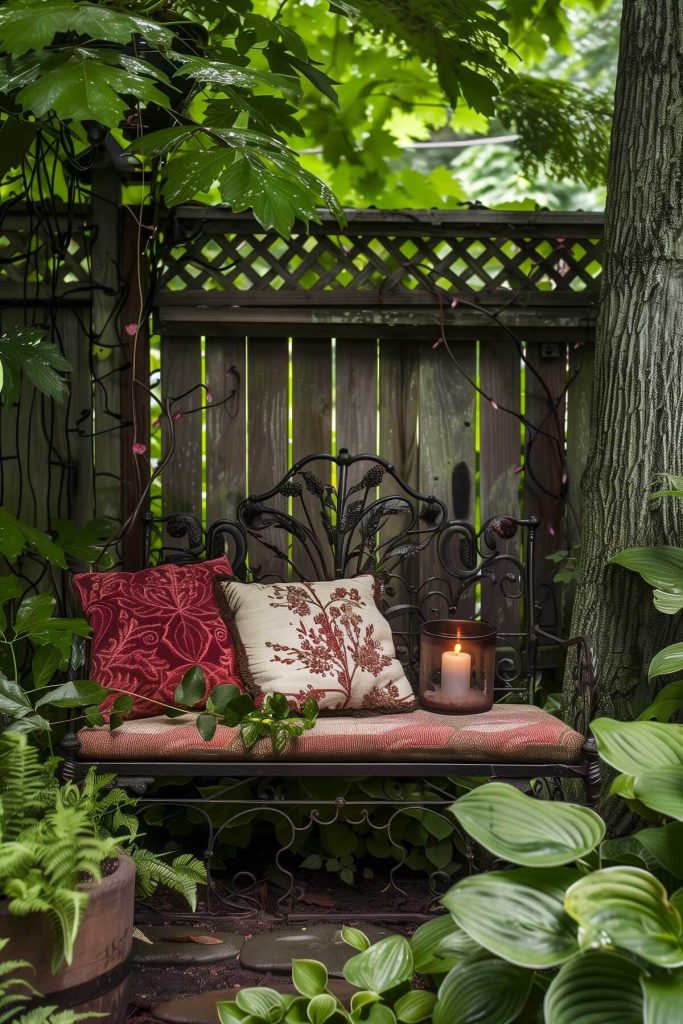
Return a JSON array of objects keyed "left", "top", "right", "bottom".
[{"left": 215, "top": 575, "right": 416, "bottom": 714}]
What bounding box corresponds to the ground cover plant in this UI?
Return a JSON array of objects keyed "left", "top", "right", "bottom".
[{"left": 218, "top": 710, "right": 683, "bottom": 1023}]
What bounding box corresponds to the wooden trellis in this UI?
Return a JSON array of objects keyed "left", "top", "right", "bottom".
[{"left": 0, "top": 203, "right": 602, "bottom": 628}]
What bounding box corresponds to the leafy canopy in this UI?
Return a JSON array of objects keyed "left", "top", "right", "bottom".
[{"left": 0, "top": 0, "right": 614, "bottom": 225}]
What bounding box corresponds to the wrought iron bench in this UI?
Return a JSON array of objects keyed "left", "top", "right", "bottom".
[{"left": 62, "top": 450, "right": 599, "bottom": 914}]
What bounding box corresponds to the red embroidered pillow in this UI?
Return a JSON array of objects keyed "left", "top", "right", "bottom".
[
  {"left": 214, "top": 575, "right": 417, "bottom": 714},
  {"left": 74, "top": 558, "right": 242, "bottom": 718}
]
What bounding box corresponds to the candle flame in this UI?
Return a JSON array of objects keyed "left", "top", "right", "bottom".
[{"left": 454, "top": 642, "right": 461, "bottom": 654}]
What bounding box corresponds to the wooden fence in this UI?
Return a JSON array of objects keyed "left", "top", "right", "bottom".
[{"left": 0, "top": 202, "right": 602, "bottom": 623}]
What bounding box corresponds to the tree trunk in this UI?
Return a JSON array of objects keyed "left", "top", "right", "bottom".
[{"left": 565, "top": 0, "right": 683, "bottom": 725}]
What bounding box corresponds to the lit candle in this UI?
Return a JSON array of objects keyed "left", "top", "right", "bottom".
[{"left": 440, "top": 642, "right": 471, "bottom": 700}]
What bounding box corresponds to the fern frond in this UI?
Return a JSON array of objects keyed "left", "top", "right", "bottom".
[
  {"left": 47, "top": 890, "right": 89, "bottom": 972},
  {"left": 130, "top": 849, "right": 206, "bottom": 911},
  {"left": 0, "top": 735, "right": 47, "bottom": 839}
]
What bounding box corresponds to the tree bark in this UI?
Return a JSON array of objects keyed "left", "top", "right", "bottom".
[{"left": 565, "top": 0, "right": 683, "bottom": 725}]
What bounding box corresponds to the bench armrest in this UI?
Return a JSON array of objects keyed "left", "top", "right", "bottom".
[{"left": 534, "top": 625, "right": 598, "bottom": 738}]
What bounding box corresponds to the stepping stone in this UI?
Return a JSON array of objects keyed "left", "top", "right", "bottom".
[
  {"left": 133, "top": 925, "right": 242, "bottom": 966},
  {"left": 239, "top": 923, "right": 393, "bottom": 976},
  {"left": 153, "top": 980, "right": 358, "bottom": 1024}
]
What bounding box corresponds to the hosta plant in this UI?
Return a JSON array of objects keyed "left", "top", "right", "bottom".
[{"left": 222, "top": 714, "right": 683, "bottom": 1023}]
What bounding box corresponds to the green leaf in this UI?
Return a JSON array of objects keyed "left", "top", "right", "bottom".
[
  {"left": 206, "top": 683, "right": 244, "bottom": 715},
  {"left": 0, "top": 325, "right": 70, "bottom": 405},
  {"left": 241, "top": 721, "right": 263, "bottom": 748},
  {"left": 591, "top": 718, "right": 683, "bottom": 775},
  {"left": 0, "top": 1, "right": 173, "bottom": 56},
  {"left": 410, "top": 915, "right": 475, "bottom": 974},
  {"left": 235, "top": 987, "right": 286, "bottom": 1018},
  {"left": 441, "top": 868, "right": 580, "bottom": 968},
  {"left": 629, "top": 822, "right": 683, "bottom": 878},
  {"left": 14, "top": 593, "right": 56, "bottom": 634},
  {"left": 303, "top": 697, "right": 319, "bottom": 720},
  {"left": 0, "top": 510, "right": 66, "bottom": 567},
  {"left": 633, "top": 767, "right": 683, "bottom": 820},
  {"left": 34, "top": 679, "right": 109, "bottom": 709},
  {"left": 292, "top": 959, "right": 328, "bottom": 997},
  {"left": 433, "top": 955, "right": 533, "bottom": 1024},
  {"left": 544, "top": 951, "right": 643, "bottom": 1024},
  {"left": 174, "top": 666, "right": 206, "bottom": 707},
  {"left": 565, "top": 866, "right": 683, "bottom": 967},
  {"left": 216, "top": 1002, "right": 247, "bottom": 1024},
  {"left": 306, "top": 993, "right": 337, "bottom": 1024},
  {"left": 196, "top": 713, "right": 218, "bottom": 742},
  {"left": 342, "top": 926, "right": 370, "bottom": 952},
  {"left": 394, "top": 990, "right": 436, "bottom": 1023},
  {"left": 176, "top": 56, "right": 301, "bottom": 97},
  {"left": 111, "top": 693, "right": 133, "bottom": 717},
  {"left": 449, "top": 783, "right": 604, "bottom": 867},
  {"left": 17, "top": 52, "right": 169, "bottom": 128},
  {"left": 0, "top": 574, "right": 22, "bottom": 604},
  {"left": 639, "top": 680, "right": 683, "bottom": 722},
  {"left": 31, "top": 645, "right": 62, "bottom": 687},
  {"left": 343, "top": 935, "right": 414, "bottom": 993},
  {"left": 52, "top": 517, "right": 114, "bottom": 566},
  {"left": 642, "top": 969, "right": 683, "bottom": 1024},
  {"left": 649, "top": 644, "right": 683, "bottom": 679},
  {"left": 0, "top": 674, "right": 32, "bottom": 717},
  {"left": 84, "top": 705, "right": 105, "bottom": 727},
  {"left": 609, "top": 546, "right": 683, "bottom": 595}
]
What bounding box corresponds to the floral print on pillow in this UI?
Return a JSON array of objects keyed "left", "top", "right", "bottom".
[
  {"left": 74, "top": 557, "right": 242, "bottom": 719},
  {"left": 215, "top": 575, "right": 416, "bottom": 714}
]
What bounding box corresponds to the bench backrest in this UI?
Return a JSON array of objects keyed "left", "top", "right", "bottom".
[{"left": 144, "top": 450, "right": 540, "bottom": 703}]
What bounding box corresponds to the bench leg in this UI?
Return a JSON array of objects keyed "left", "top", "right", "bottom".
[{"left": 583, "top": 736, "right": 602, "bottom": 811}]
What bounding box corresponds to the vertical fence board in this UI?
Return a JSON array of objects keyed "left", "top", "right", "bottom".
[
  {"left": 480, "top": 337, "right": 522, "bottom": 631},
  {"left": 160, "top": 335, "right": 203, "bottom": 514},
  {"left": 419, "top": 339, "right": 476, "bottom": 615},
  {"left": 205, "top": 336, "right": 247, "bottom": 525},
  {"left": 292, "top": 338, "right": 332, "bottom": 577},
  {"left": 0, "top": 310, "right": 24, "bottom": 520},
  {"left": 336, "top": 338, "right": 377, "bottom": 457},
  {"left": 379, "top": 339, "right": 419, "bottom": 582},
  {"left": 524, "top": 344, "right": 568, "bottom": 627},
  {"left": 247, "top": 337, "right": 289, "bottom": 579}
]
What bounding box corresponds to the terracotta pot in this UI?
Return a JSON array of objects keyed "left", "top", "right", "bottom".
[{"left": 0, "top": 853, "right": 135, "bottom": 1023}]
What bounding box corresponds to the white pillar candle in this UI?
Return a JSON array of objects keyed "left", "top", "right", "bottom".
[{"left": 440, "top": 642, "right": 471, "bottom": 700}]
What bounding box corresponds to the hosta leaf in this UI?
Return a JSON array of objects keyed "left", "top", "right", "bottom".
[
  {"left": 642, "top": 969, "right": 683, "bottom": 1024},
  {"left": 433, "top": 955, "right": 533, "bottom": 1024},
  {"left": 565, "top": 866, "right": 683, "bottom": 967},
  {"left": 600, "top": 824, "right": 683, "bottom": 877},
  {"left": 633, "top": 767, "right": 683, "bottom": 821},
  {"left": 441, "top": 868, "right": 580, "bottom": 968},
  {"left": 306, "top": 993, "right": 338, "bottom": 1024},
  {"left": 292, "top": 958, "right": 328, "bottom": 997},
  {"left": 409, "top": 915, "right": 472, "bottom": 974},
  {"left": 394, "top": 990, "right": 436, "bottom": 1024},
  {"left": 449, "top": 783, "right": 604, "bottom": 867},
  {"left": 609, "top": 546, "right": 683, "bottom": 594},
  {"left": 544, "top": 951, "right": 643, "bottom": 1024},
  {"left": 341, "top": 926, "right": 370, "bottom": 952},
  {"left": 235, "top": 987, "right": 285, "bottom": 1018},
  {"left": 0, "top": 0, "right": 173, "bottom": 56},
  {"left": 639, "top": 680, "right": 683, "bottom": 722},
  {"left": 648, "top": 644, "right": 683, "bottom": 679},
  {"left": 591, "top": 718, "right": 683, "bottom": 775},
  {"left": 343, "top": 935, "right": 413, "bottom": 993}
]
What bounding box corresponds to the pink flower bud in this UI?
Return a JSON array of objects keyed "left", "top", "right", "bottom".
[
  {"left": 432, "top": 338, "right": 445, "bottom": 350},
  {"left": 124, "top": 323, "right": 138, "bottom": 336},
  {"left": 451, "top": 298, "right": 458, "bottom": 309},
  {"left": 548, "top": 525, "right": 556, "bottom": 537},
  {"left": 152, "top": 418, "right": 161, "bottom": 429},
  {"left": 206, "top": 391, "right": 213, "bottom": 404},
  {"left": 173, "top": 411, "right": 183, "bottom": 421},
  {"left": 131, "top": 442, "right": 146, "bottom": 455},
  {"left": 490, "top": 399, "right": 498, "bottom": 411}
]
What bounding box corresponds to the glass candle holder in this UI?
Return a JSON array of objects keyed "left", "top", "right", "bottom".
[{"left": 419, "top": 620, "right": 496, "bottom": 713}]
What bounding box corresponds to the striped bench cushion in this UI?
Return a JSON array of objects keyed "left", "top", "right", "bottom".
[{"left": 77, "top": 705, "right": 583, "bottom": 764}]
